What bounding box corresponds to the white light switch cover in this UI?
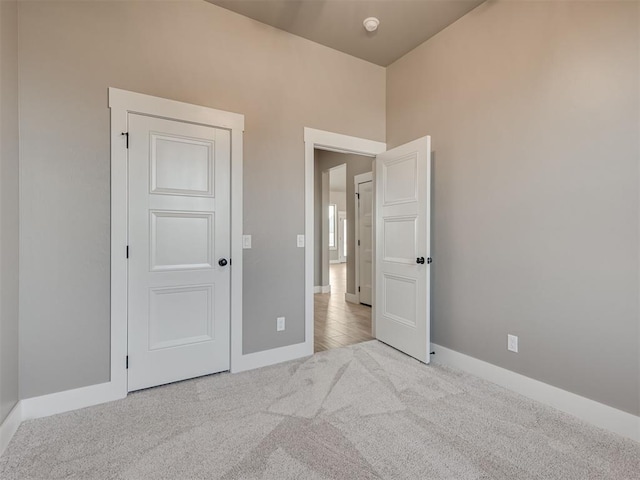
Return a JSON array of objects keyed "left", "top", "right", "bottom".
[
  {"left": 242, "top": 235, "right": 252, "bottom": 249},
  {"left": 297, "top": 235, "right": 305, "bottom": 248}
]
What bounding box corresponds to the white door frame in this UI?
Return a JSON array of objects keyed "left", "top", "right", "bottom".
[
  {"left": 353, "top": 172, "right": 373, "bottom": 306},
  {"left": 109, "top": 88, "right": 245, "bottom": 397},
  {"left": 304, "top": 128, "right": 386, "bottom": 353}
]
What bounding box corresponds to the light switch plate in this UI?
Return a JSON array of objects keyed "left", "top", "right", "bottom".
[
  {"left": 507, "top": 334, "right": 518, "bottom": 353},
  {"left": 297, "top": 234, "right": 305, "bottom": 248},
  {"left": 242, "top": 235, "right": 252, "bottom": 249}
]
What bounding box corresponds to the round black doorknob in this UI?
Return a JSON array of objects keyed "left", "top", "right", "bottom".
[
  {"left": 416, "top": 257, "right": 425, "bottom": 264},
  {"left": 218, "top": 258, "right": 228, "bottom": 267}
]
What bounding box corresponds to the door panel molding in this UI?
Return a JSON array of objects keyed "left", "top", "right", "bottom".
[{"left": 150, "top": 132, "right": 215, "bottom": 197}]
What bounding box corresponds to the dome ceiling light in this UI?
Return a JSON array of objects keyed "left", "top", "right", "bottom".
[{"left": 363, "top": 17, "right": 380, "bottom": 33}]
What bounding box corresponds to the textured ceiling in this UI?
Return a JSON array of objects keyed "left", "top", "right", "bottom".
[{"left": 206, "top": 0, "right": 485, "bottom": 66}]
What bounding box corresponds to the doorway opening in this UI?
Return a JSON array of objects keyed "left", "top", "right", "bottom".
[
  {"left": 313, "top": 151, "right": 374, "bottom": 352},
  {"left": 303, "top": 128, "right": 386, "bottom": 358},
  {"left": 304, "top": 128, "right": 431, "bottom": 364}
]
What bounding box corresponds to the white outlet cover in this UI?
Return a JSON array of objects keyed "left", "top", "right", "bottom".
[
  {"left": 297, "top": 234, "right": 305, "bottom": 248},
  {"left": 507, "top": 334, "right": 518, "bottom": 353},
  {"left": 242, "top": 235, "right": 252, "bottom": 249},
  {"left": 277, "top": 316, "right": 285, "bottom": 331}
]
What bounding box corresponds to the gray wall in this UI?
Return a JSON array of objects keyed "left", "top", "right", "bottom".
[
  {"left": 0, "top": 0, "right": 20, "bottom": 423},
  {"left": 387, "top": 1, "right": 639, "bottom": 415},
  {"left": 330, "top": 191, "right": 347, "bottom": 213},
  {"left": 18, "top": 1, "right": 385, "bottom": 399},
  {"left": 314, "top": 151, "right": 373, "bottom": 293}
]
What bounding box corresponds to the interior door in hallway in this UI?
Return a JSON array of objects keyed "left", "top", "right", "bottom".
[
  {"left": 127, "top": 113, "right": 230, "bottom": 391},
  {"left": 375, "top": 136, "right": 431, "bottom": 363},
  {"left": 357, "top": 180, "right": 373, "bottom": 306}
]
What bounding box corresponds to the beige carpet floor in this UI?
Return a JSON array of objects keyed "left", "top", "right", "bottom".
[{"left": 1, "top": 341, "right": 639, "bottom": 479}]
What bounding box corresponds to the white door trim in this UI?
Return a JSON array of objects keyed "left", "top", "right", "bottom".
[
  {"left": 109, "top": 88, "right": 245, "bottom": 395},
  {"left": 353, "top": 172, "right": 373, "bottom": 306},
  {"left": 304, "top": 128, "right": 386, "bottom": 354}
]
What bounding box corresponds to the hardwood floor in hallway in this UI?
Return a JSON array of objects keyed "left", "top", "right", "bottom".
[{"left": 314, "top": 263, "right": 373, "bottom": 353}]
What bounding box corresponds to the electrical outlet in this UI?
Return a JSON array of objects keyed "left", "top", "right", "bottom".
[
  {"left": 507, "top": 334, "right": 518, "bottom": 353},
  {"left": 297, "top": 235, "right": 305, "bottom": 248},
  {"left": 242, "top": 235, "right": 252, "bottom": 249},
  {"left": 277, "top": 316, "right": 285, "bottom": 332}
]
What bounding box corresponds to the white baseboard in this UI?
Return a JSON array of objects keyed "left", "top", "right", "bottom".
[
  {"left": 1, "top": 381, "right": 127, "bottom": 455},
  {"left": 21, "top": 381, "right": 125, "bottom": 421},
  {"left": 230, "top": 341, "right": 313, "bottom": 373},
  {"left": 0, "top": 402, "right": 22, "bottom": 457},
  {"left": 344, "top": 292, "right": 359, "bottom": 304},
  {"left": 1, "top": 340, "right": 312, "bottom": 454},
  {"left": 313, "top": 285, "right": 331, "bottom": 294},
  {"left": 431, "top": 344, "right": 640, "bottom": 442}
]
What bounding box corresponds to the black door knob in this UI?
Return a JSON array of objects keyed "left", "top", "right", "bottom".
[
  {"left": 218, "top": 258, "right": 228, "bottom": 267},
  {"left": 416, "top": 257, "right": 425, "bottom": 264}
]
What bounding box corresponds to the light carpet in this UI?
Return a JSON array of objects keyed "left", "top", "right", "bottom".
[{"left": 1, "top": 341, "right": 639, "bottom": 479}]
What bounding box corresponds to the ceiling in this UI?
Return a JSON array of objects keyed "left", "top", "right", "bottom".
[{"left": 206, "top": 0, "right": 485, "bottom": 66}]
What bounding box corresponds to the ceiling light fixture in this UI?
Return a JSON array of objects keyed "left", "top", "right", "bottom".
[{"left": 363, "top": 17, "right": 380, "bottom": 33}]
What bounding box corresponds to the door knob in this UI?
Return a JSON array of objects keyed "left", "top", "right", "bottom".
[
  {"left": 416, "top": 257, "right": 425, "bottom": 264},
  {"left": 218, "top": 258, "right": 228, "bottom": 267}
]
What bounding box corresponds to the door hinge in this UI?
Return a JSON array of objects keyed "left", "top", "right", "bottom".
[
  {"left": 126, "top": 355, "right": 129, "bottom": 369},
  {"left": 356, "top": 192, "right": 360, "bottom": 199},
  {"left": 358, "top": 286, "right": 361, "bottom": 292},
  {"left": 121, "top": 132, "right": 129, "bottom": 149},
  {"left": 126, "top": 245, "right": 129, "bottom": 259},
  {"left": 358, "top": 239, "right": 360, "bottom": 246}
]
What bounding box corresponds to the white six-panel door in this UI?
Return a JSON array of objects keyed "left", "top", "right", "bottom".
[
  {"left": 358, "top": 181, "right": 373, "bottom": 306},
  {"left": 375, "top": 136, "right": 431, "bottom": 363},
  {"left": 128, "top": 113, "right": 230, "bottom": 391}
]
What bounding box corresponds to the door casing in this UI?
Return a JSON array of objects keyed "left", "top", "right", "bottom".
[
  {"left": 304, "top": 128, "right": 386, "bottom": 354},
  {"left": 110, "top": 88, "right": 244, "bottom": 398}
]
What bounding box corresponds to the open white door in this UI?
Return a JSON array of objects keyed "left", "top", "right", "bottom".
[{"left": 375, "top": 136, "right": 431, "bottom": 363}]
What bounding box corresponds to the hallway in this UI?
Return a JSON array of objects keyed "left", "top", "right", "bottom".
[{"left": 314, "top": 263, "right": 373, "bottom": 353}]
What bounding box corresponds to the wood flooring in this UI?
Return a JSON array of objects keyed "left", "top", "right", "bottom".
[{"left": 314, "top": 263, "right": 373, "bottom": 353}]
